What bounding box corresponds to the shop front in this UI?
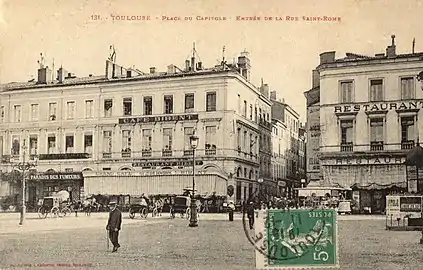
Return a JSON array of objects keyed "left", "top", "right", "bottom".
[{"left": 28, "top": 172, "right": 84, "bottom": 209}]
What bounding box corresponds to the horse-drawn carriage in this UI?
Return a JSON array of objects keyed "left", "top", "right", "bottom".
[
  {"left": 170, "top": 195, "right": 191, "bottom": 219},
  {"left": 128, "top": 197, "right": 150, "bottom": 219},
  {"left": 37, "top": 196, "right": 72, "bottom": 218}
]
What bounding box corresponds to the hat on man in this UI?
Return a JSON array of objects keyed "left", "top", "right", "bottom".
[{"left": 109, "top": 201, "right": 117, "bottom": 206}]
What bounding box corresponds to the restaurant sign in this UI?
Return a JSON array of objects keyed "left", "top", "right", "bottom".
[
  {"left": 334, "top": 101, "right": 423, "bottom": 113},
  {"left": 29, "top": 172, "right": 83, "bottom": 181},
  {"left": 119, "top": 114, "right": 199, "bottom": 124},
  {"left": 132, "top": 160, "right": 204, "bottom": 167},
  {"left": 92, "top": 170, "right": 208, "bottom": 177},
  {"left": 327, "top": 157, "right": 406, "bottom": 166}
]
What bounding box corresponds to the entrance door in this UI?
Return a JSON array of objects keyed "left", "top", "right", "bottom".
[{"left": 28, "top": 186, "right": 36, "bottom": 211}]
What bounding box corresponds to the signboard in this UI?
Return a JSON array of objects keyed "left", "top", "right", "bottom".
[
  {"left": 386, "top": 195, "right": 422, "bottom": 219},
  {"left": 334, "top": 100, "right": 423, "bottom": 113},
  {"left": 323, "top": 156, "right": 406, "bottom": 166},
  {"left": 132, "top": 160, "right": 203, "bottom": 167},
  {"left": 253, "top": 209, "right": 338, "bottom": 269},
  {"left": 119, "top": 113, "right": 198, "bottom": 124},
  {"left": 29, "top": 172, "right": 83, "bottom": 181},
  {"left": 89, "top": 170, "right": 209, "bottom": 177}
]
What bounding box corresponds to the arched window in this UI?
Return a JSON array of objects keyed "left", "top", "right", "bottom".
[
  {"left": 236, "top": 167, "right": 242, "bottom": 178},
  {"left": 120, "top": 167, "right": 131, "bottom": 171},
  {"left": 82, "top": 168, "right": 93, "bottom": 172},
  {"left": 46, "top": 169, "right": 56, "bottom": 173}
]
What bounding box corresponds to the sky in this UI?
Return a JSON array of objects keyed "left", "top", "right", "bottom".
[{"left": 1, "top": 0, "right": 423, "bottom": 123}]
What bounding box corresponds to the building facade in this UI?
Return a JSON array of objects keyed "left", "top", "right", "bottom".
[
  {"left": 317, "top": 35, "right": 423, "bottom": 213},
  {"left": 298, "top": 124, "right": 307, "bottom": 185},
  {"left": 270, "top": 91, "right": 301, "bottom": 197},
  {"left": 271, "top": 117, "right": 288, "bottom": 196},
  {"left": 0, "top": 50, "right": 272, "bottom": 206}
]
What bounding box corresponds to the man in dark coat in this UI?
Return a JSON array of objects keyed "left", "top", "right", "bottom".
[
  {"left": 246, "top": 201, "right": 255, "bottom": 230},
  {"left": 106, "top": 201, "right": 122, "bottom": 252}
]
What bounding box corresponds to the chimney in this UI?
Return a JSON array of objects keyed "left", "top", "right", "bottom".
[
  {"left": 319, "top": 51, "right": 336, "bottom": 64},
  {"left": 196, "top": 62, "right": 202, "bottom": 70},
  {"left": 191, "top": 56, "right": 196, "bottom": 72},
  {"left": 260, "top": 83, "right": 270, "bottom": 98},
  {"left": 37, "top": 66, "right": 53, "bottom": 84},
  {"left": 312, "top": 70, "right": 320, "bottom": 88},
  {"left": 150, "top": 67, "right": 156, "bottom": 74},
  {"left": 57, "top": 67, "right": 67, "bottom": 83},
  {"left": 126, "top": 70, "right": 132, "bottom": 78},
  {"left": 270, "top": 91, "right": 277, "bottom": 101},
  {"left": 105, "top": 60, "right": 113, "bottom": 79},
  {"left": 167, "top": 64, "right": 176, "bottom": 74},
  {"left": 386, "top": 34, "right": 396, "bottom": 58},
  {"left": 237, "top": 51, "right": 251, "bottom": 81},
  {"left": 185, "top": 60, "right": 190, "bottom": 71}
]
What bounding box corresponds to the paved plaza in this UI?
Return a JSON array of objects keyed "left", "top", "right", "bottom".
[{"left": 0, "top": 213, "right": 422, "bottom": 270}]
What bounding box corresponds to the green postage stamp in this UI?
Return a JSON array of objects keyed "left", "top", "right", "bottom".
[{"left": 253, "top": 209, "right": 339, "bottom": 269}]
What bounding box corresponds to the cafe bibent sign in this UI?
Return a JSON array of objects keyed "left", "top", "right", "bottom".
[
  {"left": 119, "top": 113, "right": 199, "bottom": 124},
  {"left": 334, "top": 100, "right": 423, "bottom": 113}
]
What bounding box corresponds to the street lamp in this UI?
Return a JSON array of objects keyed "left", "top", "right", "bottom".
[
  {"left": 189, "top": 134, "right": 199, "bottom": 227},
  {"left": 257, "top": 178, "right": 264, "bottom": 203},
  {"left": 12, "top": 139, "right": 38, "bottom": 225}
]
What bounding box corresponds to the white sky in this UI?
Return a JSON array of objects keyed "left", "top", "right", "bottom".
[{"left": 1, "top": 0, "right": 423, "bottom": 122}]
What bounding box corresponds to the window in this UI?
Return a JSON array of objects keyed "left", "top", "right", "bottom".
[
  {"left": 0, "top": 136, "right": 3, "bottom": 157},
  {"left": 370, "top": 79, "right": 383, "bottom": 101},
  {"left": 142, "top": 129, "right": 152, "bottom": 151},
  {"left": 122, "top": 130, "right": 131, "bottom": 157},
  {"left": 164, "top": 95, "right": 173, "bottom": 114},
  {"left": 84, "top": 134, "right": 93, "bottom": 154},
  {"left": 401, "top": 77, "right": 415, "bottom": 100},
  {"left": 65, "top": 135, "right": 74, "bottom": 153},
  {"left": 184, "top": 127, "right": 194, "bottom": 150},
  {"left": 162, "top": 128, "right": 173, "bottom": 150},
  {"left": 123, "top": 97, "right": 132, "bottom": 116},
  {"left": 237, "top": 94, "right": 241, "bottom": 113},
  {"left": 340, "top": 81, "right": 353, "bottom": 103},
  {"left": 144, "top": 97, "right": 152, "bottom": 115},
  {"left": 370, "top": 119, "right": 384, "bottom": 143},
  {"left": 0, "top": 106, "right": 4, "bottom": 123},
  {"left": 244, "top": 131, "right": 248, "bottom": 151},
  {"left": 47, "top": 135, "right": 56, "bottom": 154},
  {"left": 259, "top": 108, "right": 262, "bottom": 121},
  {"left": 29, "top": 135, "right": 38, "bottom": 155},
  {"left": 249, "top": 105, "right": 253, "bottom": 120},
  {"left": 206, "top": 92, "right": 216, "bottom": 111},
  {"left": 401, "top": 117, "right": 415, "bottom": 142},
  {"left": 185, "top": 93, "right": 194, "bottom": 111},
  {"left": 103, "top": 131, "right": 112, "bottom": 155},
  {"left": 249, "top": 133, "right": 253, "bottom": 154},
  {"left": 254, "top": 107, "right": 257, "bottom": 122},
  {"left": 49, "top": 103, "right": 57, "bottom": 121},
  {"left": 66, "top": 101, "right": 75, "bottom": 119},
  {"left": 340, "top": 120, "right": 353, "bottom": 151},
  {"left": 65, "top": 168, "right": 73, "bottom": 173},
  {"left": 14, "top": 105, "right": 21, "bottom": 123},
  {"left": 85, "top": 100, "right": 94, "bottom": 118},
  {"left": 30, "top": 104, "right": 39, "bottom": 121},
  {"left": 237, "top": 128, "right": 241, "bottom": 150},
  {"left": 11, "top": 136, "right": 20, "bottom": 156},
  {"left": 104, "top": 99, "right": 113, "bottom": 117},
  {"left": 243, "top": 100, "right": 247, "bottom": 117},
  {"left": 205, "top": 126, "right": 217, "bottom": 155}
]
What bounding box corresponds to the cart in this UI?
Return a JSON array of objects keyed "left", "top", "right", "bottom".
[
  {"left": 128, "top": 197, "right": 149, "bottom": 219},
  {"left": 170, "top": 195, "right": 191, "bottom": 219}
]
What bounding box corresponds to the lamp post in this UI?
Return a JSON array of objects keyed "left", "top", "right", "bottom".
[
  {"left": 12, "top": 139, "right": 38, "bottom": 225},
  {"left": 189, "top": 134, "right": 199, "bottom": 227},
  {"left": 257, "top": 178, "right": 264, "bottom": 204}
]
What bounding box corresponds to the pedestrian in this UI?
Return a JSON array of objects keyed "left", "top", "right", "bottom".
[
  {"left": 106, "top": 201, "right": 122, "bottom": 252},
  {"left": 247, "top": 201, "right": 255, "bottom": 230},
  {"left": 228, "top": 201, "right": 235, "bottom": 221}
]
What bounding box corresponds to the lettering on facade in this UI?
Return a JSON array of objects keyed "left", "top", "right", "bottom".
[
  {"left": 334, "top": 101, "right": 423, "bottom": 113},
  {"left": 29, "top": 173, "right": 83, "bottom": 181},
  {"left": 132, "top": 160, "right": 204, "bottom": 167},
  {"left": 332, "top": 157, "right": 405, "bottom": 165},
  {"left": 119, "top": 114, "right": 199, "bottom": 124},
  {"left": 94, "top": 170, "right": 207, "bottom": 177}
]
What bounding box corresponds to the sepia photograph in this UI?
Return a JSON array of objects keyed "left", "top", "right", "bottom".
[{"left": 1, "top": 0, "right": 423, "bottom": 269}]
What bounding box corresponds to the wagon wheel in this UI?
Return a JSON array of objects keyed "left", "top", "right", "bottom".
[
  {"left": 50, "top": 207, "right": 60, "bottom": 218},
  {"left": 185, "top": 208, "right": 191, "bottom": 220},
  {"left": 129, "top": 208, "right": 135, "bottom": 219},
  {"left": 62, "top": 207, "right": 72, "bottom": 217},
  {"left": 152, "top": 208, "right": 158, "bottom": 217},
  {"left": 140, "top": 207, "right": 148, "bottom": 218},
  {"left": 38, "top": 207, "right": 48, "bottom": 219}
]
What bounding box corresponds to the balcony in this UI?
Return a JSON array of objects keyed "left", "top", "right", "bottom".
[
  {"left": 205, "top": 149, "right": 216, "bottom": 155},
  {"left": 162, "top": 149, "right": 173, "bottom": 157},
  {"left": 102, "top": 152, "right": 112, "bottom": 159},
  {"left": 121, "top": 151, "right": 131, "bottom": 158},
  {"left": 39, "top": 153, "right": 90, "bottom": 160},
  {"left": 340, "top": 143, "right": 353, "bottom": 152},
  {"left": 370, "top": 141, "right": 384, "bottom": 151},
  {"left": 184, "top": 150, "right": 194, "bottom": 156},
  {"left": 401, "top": 140, "right": 415, "bottom": 150},
  {"left": 142, "top": 150, "right": 152, "bottom": 157}
]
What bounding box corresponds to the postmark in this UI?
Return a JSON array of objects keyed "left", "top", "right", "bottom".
[{"left": 242, "top": 204, "right": 339, "bottom": 269}]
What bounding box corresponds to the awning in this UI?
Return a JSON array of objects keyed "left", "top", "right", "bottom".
[{"left": 351, "top": 181, "right": 407, "bottom": 190}]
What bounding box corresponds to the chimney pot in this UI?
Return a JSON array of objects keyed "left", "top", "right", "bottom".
[
  {"left": 150, "top": 67, "right": 156, "bottom": 74},
  {"left": 319, "top": 51, "right": 336, "bottom": 64}
]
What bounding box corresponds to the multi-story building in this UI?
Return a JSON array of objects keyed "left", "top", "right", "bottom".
[
  {"left": 317, "top": 35, "right": 423, "bottom": 213},
  {"left": 270, "top": 91, "right": 301, "bottom": 197},
  {"left": 304, "top": 74, "right": 321, "bottom": 182},
  {"left": 0, "top": 48, "right": 272, "bottom": 206},
  {"left": 298, "top": 124, "right": 307, "bottom": 184},
  {"left": 271, "top": 115, "right": 288, "bottom": 196}
]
